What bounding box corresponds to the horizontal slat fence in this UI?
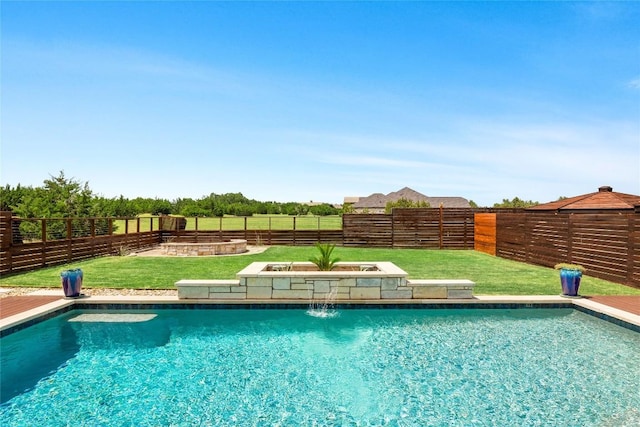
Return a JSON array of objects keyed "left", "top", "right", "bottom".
[
  {"left": 342, "top": 208, "right": 477, "bottom": 248},
  {"left": 495, "top": 211, "right": 639, "bottom": 288},
  {"left": 391, "top": 208, "right": 475, "bottom": 249},
  {"left": 3, "top": 210, "right": 637, "bottom": 288},
  {"left": 1, "top": 232, "right": 161, "bottom": 275},
  {"left": 0, "top": 214, "right": 348, "bottom": 275},
  {"left": 343, "top": 214, "right": 393, "bottom": 247}
]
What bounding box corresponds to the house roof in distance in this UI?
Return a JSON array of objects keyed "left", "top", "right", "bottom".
[
  {"left": 343, "top": 196, "right": 361, "bottom": 204},
  {"left": 352, "top": 187, "right": 471, "bottom": 209},
  {"left": 528, "top": 186, "right": 640, "bottom": 211}
]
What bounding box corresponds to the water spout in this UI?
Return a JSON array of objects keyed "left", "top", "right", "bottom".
[{"left": 306, "top": 286, "right": 339, "bottom": 318}]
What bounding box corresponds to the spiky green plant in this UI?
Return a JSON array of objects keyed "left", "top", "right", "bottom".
[
  {"left": 309, "top": 242, "right": 340, "bottom": 271},
  {"left": 554, "top": 263, "right": 586, "bottom": 273}
]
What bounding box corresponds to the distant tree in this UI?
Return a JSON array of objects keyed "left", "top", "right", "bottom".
[
  {"left": 255, "top": 201, "right": 281, "bottom": 215},
  {"left": 3, "top": 172, "right": 346, "bottom": 221},
  {"left": 11, "top": 171, "right": 101, "bottom": 239},
  {"left": 13, "top": 171, "right": 94, "bottom": 218},
  {"left": 90, "top": 195, "right": 137, "bottom": 217},
  {"left": 227, "top": 202, "right": 254, "bottom": 217},
  {"left": 309, "top": 203, "right": 339, "bottom": 216},
  {"left": 385, "top": 198, "right": 430, "bottom": 214},
  {"left": 468, "top": 200, "right": 479, "bottom": 208},
  {"left": 280, "top": 202, "right": 298, "bottom": 215},
  {"left": 492, "top": 197, "right": 538, "bottom": 208},
  {"left": 176, "top": 198, "right": 210, "bottom": 217},
  {"left": 341, "top": 204, "right": 355, "bottom": 215},
  {"left": 0, "top": 184, "right": 33, "bottom": 211},
  {"left": 128, "top": 197, "right": 172, "bottom": 215}
]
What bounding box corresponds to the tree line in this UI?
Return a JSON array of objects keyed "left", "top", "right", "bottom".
[
  {"left": 1, "top": 172, "right": 341, "bottom": 219},
  {"left": 1, "top": 171, "right": 543, "bottom": 221}
]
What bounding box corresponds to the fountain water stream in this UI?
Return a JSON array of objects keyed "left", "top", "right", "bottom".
[{"left": 306, "top": 286, "right": 339, "bottom": 318}]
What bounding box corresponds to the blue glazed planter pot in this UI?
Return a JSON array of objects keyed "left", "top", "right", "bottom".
[
  {"left": 560, "top": 268, "right": 582, "bottom": 297},
  {"left": 60, "top": 269, "right": 83, "bottom": 298}
]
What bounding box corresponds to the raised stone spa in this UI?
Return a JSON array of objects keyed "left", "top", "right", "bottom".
[
  {"left": 175, "top": 261, "right": 476, "bottom": 300},
  {"left": 161, "top": 239, "right": 247, "bottom": 256}
]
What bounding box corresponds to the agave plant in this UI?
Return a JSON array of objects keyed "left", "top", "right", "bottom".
[
  {"left": 554, "top": 263, "right": 585, "bottom": 273},
  {"left": 309, "top": 242, "right": 340, "bottom": 271}
]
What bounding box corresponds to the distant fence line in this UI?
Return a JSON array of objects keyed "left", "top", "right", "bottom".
[
  {"left": 0, "top": 209, "right": 476, "bottom": 275},
  {"left": 1, "top": 209, "right": 638, "bottom": 288}
]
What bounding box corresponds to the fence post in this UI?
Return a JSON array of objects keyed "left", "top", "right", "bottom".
[
  {"left": 439, "top": 205, "right": 444, "bottom": 249},
  {"left": 244, "top": 217, "right": 248, "bottom": 241},
  {"left": 627, "top": 213, "right": 636, "bottom": 286}
]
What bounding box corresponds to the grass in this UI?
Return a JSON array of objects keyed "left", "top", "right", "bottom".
[{"left": 2, "top": 247, "right": 639, "bottom": 296}]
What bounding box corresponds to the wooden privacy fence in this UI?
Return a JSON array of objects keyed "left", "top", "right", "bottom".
[
  {"left": 3, "top": 209, "right": 638, "bottom": 288},
  {"left": 475, "top": 211, "right": 639, "bottom": 288},
  {"left": 343, "top": 208, "right": 476, "bottom": 248},
  {"left": 0, "top": 212, "right": 163, "bottom": 275},
  {"left": 1, "top": 209, "right": 476, "bottom": 275}
]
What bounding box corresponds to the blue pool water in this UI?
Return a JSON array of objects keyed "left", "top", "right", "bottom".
[{"left": 1, "top": 308, "right": 639, "bottom": 426}]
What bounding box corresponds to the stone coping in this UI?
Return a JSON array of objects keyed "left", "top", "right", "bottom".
[
  {"left": 2, "top": 294, "right": 639, "bottom": 336},
  {"left": 237, "top": 261, "right": 408, "bottom": 277},
  {"left": 407, "top": 279, "right": 476, "bottom": 286}
]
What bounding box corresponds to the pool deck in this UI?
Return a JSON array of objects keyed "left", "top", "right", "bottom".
[{"left": 1, "top": 292, "right": 639, "bottom": 335}]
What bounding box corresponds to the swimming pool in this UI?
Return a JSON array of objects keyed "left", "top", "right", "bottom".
[{"left": 1, "top": 308, "right": 639, "bottom": 426}]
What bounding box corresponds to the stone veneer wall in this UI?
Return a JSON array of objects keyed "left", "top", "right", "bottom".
[
  {"left": 161, "top": 239, "right": 247, "bottom": 256},
  {"left": 175, "top": 262, "right": 476, "bottom": 300},
  {"left": 240, "top": 274, "right": 411, "bottom": 300}
]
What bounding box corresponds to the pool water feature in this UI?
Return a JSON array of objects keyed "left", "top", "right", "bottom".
[
  {"left": 307, "top": 285, "right": 339, "bottom": 318},
  {"left": 1, "top": 308, "right": 639, "bottom": 426}
]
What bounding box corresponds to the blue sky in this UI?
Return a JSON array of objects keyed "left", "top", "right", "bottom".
[{"left": 2, "top": 1, "right": 639, "bottom": 206}]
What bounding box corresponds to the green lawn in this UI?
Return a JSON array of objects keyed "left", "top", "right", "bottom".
[{"left": 2, "top": 247, "right": 638, "bottom": 296}]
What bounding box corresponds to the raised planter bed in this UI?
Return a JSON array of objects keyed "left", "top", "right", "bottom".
[{"left": 175, "top": 261, "right": 476, "bottom": 300}]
